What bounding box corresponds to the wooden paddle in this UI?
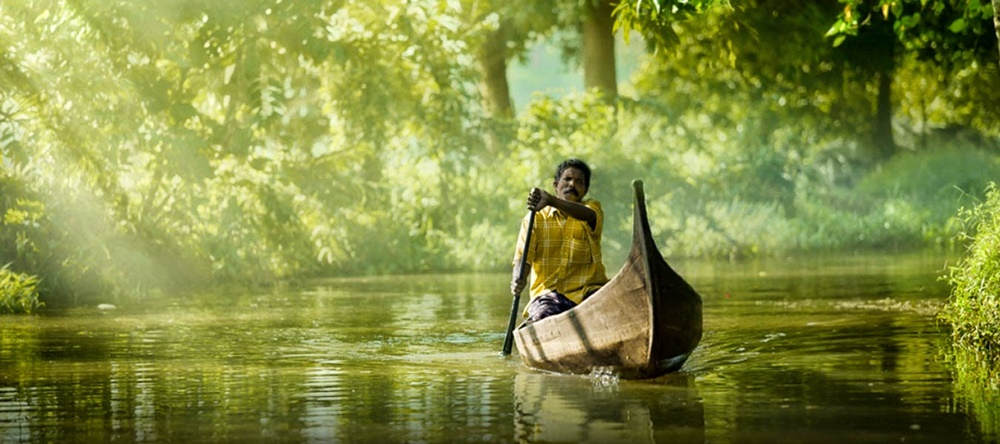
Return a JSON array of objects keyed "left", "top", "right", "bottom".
[{"left": 501, "top": 209, "right": 536, "bottom": 355}]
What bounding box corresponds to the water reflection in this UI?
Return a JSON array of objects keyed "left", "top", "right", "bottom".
[
  {"left": 946, "top": 344, "right": 1000, "bottom": 442},
  {"left": 685, "top": 264, "right": 978, "bottom": 443},
  {"left": 513, "top": 371, "right": 704, "bottom": 443},
  {"left": 3, "top": 255, "right": 1000, "bottom": 443}
]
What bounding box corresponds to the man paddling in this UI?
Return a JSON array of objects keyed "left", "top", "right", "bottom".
[{"left": 510, "top": 158, "right": 609, "bottom": 323}]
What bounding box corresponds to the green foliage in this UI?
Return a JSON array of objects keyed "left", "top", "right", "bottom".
[
  {"left": 826, "top": 0, "right": 998, "bottom": 64},
  {"left": 611, "top": 0, "right": 723, "bottom": 51},
  {"left": 894, "top": 54, "right": 1000, "bottom": 141},
  {"left": 0, "top": 264, "right": 43, "bottom": 314},
  {"left": 941, "top": 183, "right": 1000, "bottom": 353},
  {"left": 1, "top": 0, "right": 491, "bottom": 295},
  {"left": 0, "top": 0, "right": 998, "bottom": 307}
]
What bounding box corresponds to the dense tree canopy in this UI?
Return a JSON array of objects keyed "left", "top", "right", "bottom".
[{"left": 1, "top": 0, "right": 998, "bottom": 307}]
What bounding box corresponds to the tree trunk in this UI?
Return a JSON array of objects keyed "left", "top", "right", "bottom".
[
  {"left": 477, "top": 23, "right": 514, "bottom": 120},
  {"left": 476, "top": 22, "right": 515, "bottom": 154},
  {"left": 993, "top": 0, "right": 1000, "bottom": 71},
  {"left": 581, "top": 0, "right": 617, "bottom": 102},
  {"left": 868, "top": 13, "right": 896, "bottom": 163},
  {"left": 873, "top": 68, "right": 896, "bottom": 161}
]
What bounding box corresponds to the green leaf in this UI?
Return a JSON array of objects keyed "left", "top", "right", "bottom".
[
  {"left": 891, "top": 1, "right": 903, "bottom": 18},
  {"left": 900, "top": 12, "right": 921, "bottom": 29},
  {"left": 949, "top": 18, "right": 967, "bottom": 33},
  {"left": 824, "top": 20, "right": 845, "bottom": 38}
]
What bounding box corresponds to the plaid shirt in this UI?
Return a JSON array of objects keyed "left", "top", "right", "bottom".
[{"left": 513, "top": 199, "right": 609, "bottom": 304}]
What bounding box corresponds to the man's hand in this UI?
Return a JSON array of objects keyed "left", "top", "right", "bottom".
[
  {"left": 511, "top": 258, "right": 527, "bottom": 295},
  {"left": 525, "top": 187, "right": 551, "bottom": 212},
  {"left": 511, "top": 275, "right": 525, "bottom": 295}
]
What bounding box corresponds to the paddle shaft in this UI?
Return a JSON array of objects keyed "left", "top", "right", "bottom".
[{"left": 501, "top": 209, "right": 536, "bottom": 355}]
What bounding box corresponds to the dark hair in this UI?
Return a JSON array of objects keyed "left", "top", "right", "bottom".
[{"left": 554, "top": 158, "right": 592, "bottom": 189}]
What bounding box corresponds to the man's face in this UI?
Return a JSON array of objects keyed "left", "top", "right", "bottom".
[{"left": 554, "top": 167, "right": 588, "bottom": 202}]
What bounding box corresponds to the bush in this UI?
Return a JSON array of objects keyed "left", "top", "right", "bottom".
[
  {"left": 0, "top": 263, "right": 44, "bottom": 314},
  {"left": 857, "top": 148, "right": 1000, "bottom": 244},
  {"left": 941, "top": 182, "right": 1000, "bottom": 353}
]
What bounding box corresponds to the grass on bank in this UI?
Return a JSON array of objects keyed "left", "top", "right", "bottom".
[{"left": 941, "top": 182, "right": 1000, "bottom": 354}]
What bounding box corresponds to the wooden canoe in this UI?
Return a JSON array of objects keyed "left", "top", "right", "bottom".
[{"left": 513, "top": 180, "right": 703, "bottom": 379}]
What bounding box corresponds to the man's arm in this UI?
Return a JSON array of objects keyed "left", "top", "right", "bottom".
[
  {"left": 510, "top": 214, "right": 531, "bottom": 295},
  {"left": 529, "top": 188, "right": 597, "bottom": 229}
]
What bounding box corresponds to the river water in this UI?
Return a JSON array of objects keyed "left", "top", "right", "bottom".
[{"left": 1, "top": 252, "right": 998, "bottom": 443}]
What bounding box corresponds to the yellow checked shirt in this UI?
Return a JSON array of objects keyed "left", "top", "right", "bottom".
[{"left": 512, "top": 199, "right": 609, "bottom": 305}]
